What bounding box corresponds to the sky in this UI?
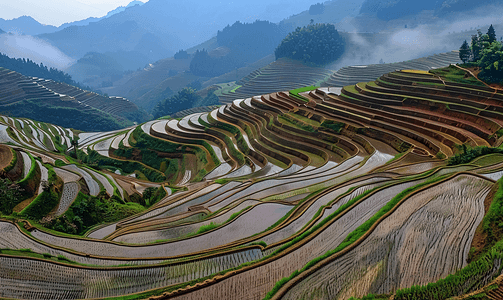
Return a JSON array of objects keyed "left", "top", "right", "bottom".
[{"left": 1, "top": 0, "right": 148, "bottom": 27}]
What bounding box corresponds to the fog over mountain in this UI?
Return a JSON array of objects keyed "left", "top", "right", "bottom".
[{"left": 0, "top": 33, "right": 74, "bottom": 69}]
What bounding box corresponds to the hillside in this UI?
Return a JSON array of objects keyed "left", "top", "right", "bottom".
[
  {"left": 0, "top": 67, "right": 146, "bottom": 131},
  {"left": 217, "top": 58, "right": 333, "bottom": 103},
  {"left": 322, "top": 50, "right": 461, "bottom": 87},
  {"left": 102, "top": 21, "right": 291, "bottom": 110},
  {"left": 1, "top": 59, "right": 503, "bottom": 299}
]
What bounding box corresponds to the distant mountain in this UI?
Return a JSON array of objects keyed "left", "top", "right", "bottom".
[
  {"left": 38, "top": 0, "right": 326, "bottom": 61},
  {"left": 0, "top": 16, "right": 57, "bottom": 35},
  {"left": 0, "top": 1, "right": 145, "bottom": 35},
  {"left": 103, "top": 1, "right": 144, "bottom": 19},
  {"left": 58, "top": 0, "right": 145, "bottom": 30}
]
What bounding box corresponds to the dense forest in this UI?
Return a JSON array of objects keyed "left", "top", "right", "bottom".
[
  {"left": 190, "top": 20, "right": 290, "bottom": 77},
  {"left": 0, "top": 52, "right": 78, "bottom": 86},
  {"left": 152, "top": 88, "right": 219, "bottom": 119},
  {"left": 459, "top": 25, "right": 503, "bottom": 84},
  {"left": 275, "top": 23, "right": 345, "bottom": 66}
]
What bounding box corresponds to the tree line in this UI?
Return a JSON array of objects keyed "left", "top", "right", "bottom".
[
  {"left": 0, "top": 52, "right": 77, "bottom": 86},
  {"left": 459, "top": 24, "right": 503, "bottom": 83}
]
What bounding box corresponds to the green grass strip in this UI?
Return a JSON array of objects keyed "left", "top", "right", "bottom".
[{"left": 289, "top": 86, "right": 319, "bottom": 103}]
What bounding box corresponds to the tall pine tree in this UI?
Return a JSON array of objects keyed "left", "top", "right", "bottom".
[
  {"left": 471, "top": 35, "right": 481, "bottom": 62},
  {"left": 459, "top": 40, "right": 471, "bottom": 63},
  {"left": 487, "top": 24, "right": 497, "bottom": 43}
]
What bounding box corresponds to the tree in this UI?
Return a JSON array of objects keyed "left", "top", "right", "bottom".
[
  {"left": 275, "top": 23, "right": 345, "bottom": 66},
  {"left": 477, "top": 41, "right": 503, "bottom": 84},
  {"left": 174, "top": 49, "right": 189, "bottom": 60},
  {"left": 152, "top": 87, "right": 201, "bottom": 118},
  {"left": 471, "top": 34, "right": 481, "bottom": 62},
  {"left": 488, "top": 24, "right": 497, "bottom": 44},
  {"left": 459, "top": 40, "right": 471, "bottom": 63},
  {"left": 0, "top": 178, "right": 23, "bottom": 215}
]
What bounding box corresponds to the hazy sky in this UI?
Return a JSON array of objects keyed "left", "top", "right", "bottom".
[{"left": 1, "top": 0, "right": 148, "bottom": 26}]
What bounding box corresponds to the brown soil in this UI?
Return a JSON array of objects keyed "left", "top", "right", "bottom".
[
  {"left": 468, "top": 181, "right": 498, "bottom": 262},
  {"left": 0, "top": 144, "right": 13, "bottom": 170}
]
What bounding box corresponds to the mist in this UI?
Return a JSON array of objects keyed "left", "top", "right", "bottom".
[
  {"left": 0, "top": 33, "right": 74, "bottom": 69},
  {"left": 330, "top": 4, "right": 503, "bottom": 70}
]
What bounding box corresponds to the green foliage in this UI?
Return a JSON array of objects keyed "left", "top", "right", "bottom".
[
  {"left": 54, "top": 159, "right": 66, "bottom": 167},
  {"left": 459, "top": 40, "right": 471, "bottom": 63},
  {"left": 289, "top": 86, "right": 318, "bottom": 103},
  {"left": 227, "top": 206, "right": 251, "bottom": 222},
  {"left": 320, "top": 120, "right": 344, "bottom": 133},
  {"left": 42, "top": 192, "right": 146, "bottom": 235},
  {"left": 196, "top": 222, "right": 219, "bottom": 234},
  {"left": 0, "top": 178, "right": 23, "bottom": 215},
  {"left": 478, "top": 41, "right": 503, "bottom": 84},
  {"left": 488, "top": 25, "right": 497, "bottom": 43},
  {"left": 448, "top": 146, "right": 503, "bottom": 165},
  {"left": 0, "top": 54, "right": 79, "bottom": 87},
  {"left": 153, "top": 88, "right": 201, "bottom": 119},
  {"left": 275, "top": 23, "right": 345, "bottom": 65},
  {"left": 20, "top": 188, "right": 59, "bottom": 220},
  {"left": 142, "top": 186, "right": 167, "bottom": 207},
  {"left": 430, "top": 65, "right": 484, "bottom": 86},
  {"left": 250, "top": 241, "right": 267, "bottom": 248},
  {"left": 80, "top": 149, "right": 166, "bottom": 182}
]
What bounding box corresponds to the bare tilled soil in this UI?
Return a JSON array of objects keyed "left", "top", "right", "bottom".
[{"left": 0, "top": 144, "right": 12, "bottom": 169}]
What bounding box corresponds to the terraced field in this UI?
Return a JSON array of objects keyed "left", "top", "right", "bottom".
[
  {"left": 1, "top": 61, "right": 503, "bottom": 300},
  {"left": 0, "top": 67, "right": 145, "bottom": 131}
]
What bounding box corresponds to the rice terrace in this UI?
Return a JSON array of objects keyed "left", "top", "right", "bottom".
[{"left": 3, "top": 1, "right": 503, "bottom": 300}]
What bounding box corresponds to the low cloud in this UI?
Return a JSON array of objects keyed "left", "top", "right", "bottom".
[
  {"left": 331, "top": 4, "right": 503, "bottom": 70},
  {"left": 0, "top": 33, "right": 74, "bottom": 70}
]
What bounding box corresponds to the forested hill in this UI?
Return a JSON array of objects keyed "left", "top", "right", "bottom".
[
  {"left": 189, "top": 20, "right": 291, "bottom": 77},
  {"left": 0, "top": 52, "right": 79, "bottom": 87}
]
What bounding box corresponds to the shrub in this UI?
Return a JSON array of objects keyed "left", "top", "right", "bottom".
[{"left": 448, "top": 146, "right": 503, "bottom": 165}]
